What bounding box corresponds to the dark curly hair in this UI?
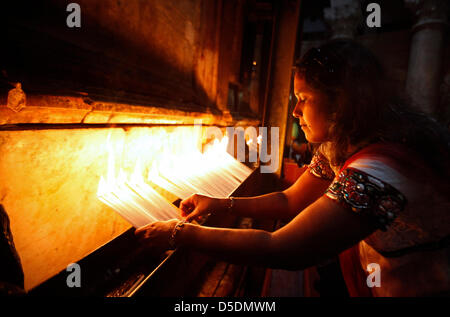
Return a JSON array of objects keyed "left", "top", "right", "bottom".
[{"left": 295, "top": 39, "right": 450, "bottom": 181}]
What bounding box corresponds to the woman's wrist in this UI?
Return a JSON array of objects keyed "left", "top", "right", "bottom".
[
  {"left": 168, "top": 219, "right": 186, "bottom": 249},
  {"left": 218, "top": 197, "right": 235, "bottom": 214},
  {"left": 173, "top": 222, "right": 198, "bottom": 248}
]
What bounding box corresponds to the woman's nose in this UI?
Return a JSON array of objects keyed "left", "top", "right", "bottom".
[{"left": 292, "top": 102, "right": 303, "bottom": 118}]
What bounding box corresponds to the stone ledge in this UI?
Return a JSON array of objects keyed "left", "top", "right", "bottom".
[{"left": 1, "top": 95, "right": 261, "bottom": 127}]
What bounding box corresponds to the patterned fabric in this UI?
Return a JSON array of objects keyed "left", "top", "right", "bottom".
[
  {"left": 329, "top": 142, "right": 450, "bottom": 296},
  {"left": 325, "top": 167, "right": 407, "bottom": 231},
  {"left": 308, "top": 151, "right": 335, "bottom": 181}
]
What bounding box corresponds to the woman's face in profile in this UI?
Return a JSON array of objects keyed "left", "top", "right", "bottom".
[{"left": 293, "top": 73, "right": 332, "bottom": 143}]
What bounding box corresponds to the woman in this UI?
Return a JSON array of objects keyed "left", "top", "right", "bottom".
[{"left": 136, "top": 40, "right": 450, "bottom": 296}]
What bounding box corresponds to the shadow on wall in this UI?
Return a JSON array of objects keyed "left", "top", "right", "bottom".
[{"left": 0, "top": 204, "right": 25, "bottom": 295}]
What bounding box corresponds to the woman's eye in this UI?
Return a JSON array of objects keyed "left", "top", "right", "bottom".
[{"left": 295, "top": 94, "right": 306, "bottom": 103}]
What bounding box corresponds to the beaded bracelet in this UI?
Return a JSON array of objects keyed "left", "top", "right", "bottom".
[{"left": 168, "top": 219, "right": 186, "bottom": 249}]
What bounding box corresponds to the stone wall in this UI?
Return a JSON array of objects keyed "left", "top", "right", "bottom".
[{"left": 0, "top": 126, "right": 202, "bottom": 290}]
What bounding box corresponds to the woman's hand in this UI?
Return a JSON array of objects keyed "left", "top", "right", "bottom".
[
  {"left": 179, "top": 194, "right": 224, "bottom": 222},
  {"left": 134, "top": 219, "right": 178, "bottom": 253}
]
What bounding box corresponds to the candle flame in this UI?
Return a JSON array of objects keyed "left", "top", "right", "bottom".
[{"left": 97, "top": 128, "right": 252, "bottom": 228}]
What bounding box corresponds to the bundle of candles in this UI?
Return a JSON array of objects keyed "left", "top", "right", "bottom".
[{"left": 97, "top": 130, "right": 253, "bottom": 228}]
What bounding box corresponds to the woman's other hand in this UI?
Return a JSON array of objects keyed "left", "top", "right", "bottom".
[
  {"left": 179, "top": 194, "right": 224, "bottom": 222},
  {"left": 135, "top": 219, "right": 178, "bottom": 253}
]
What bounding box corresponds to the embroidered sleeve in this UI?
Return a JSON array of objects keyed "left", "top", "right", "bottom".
[
  {"left": 308, "top": 152, "right": 335, "bottom": 181},
  {"left": 325, "top": 167, "right": 407, "bottom": 231}
]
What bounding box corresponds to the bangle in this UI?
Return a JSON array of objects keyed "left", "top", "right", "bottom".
[
  {"left": 227, "top": 197, "right": 235, "bottom": 212},
  {"left": 169, "top": 220, "right": 186, "bottom": 249}
]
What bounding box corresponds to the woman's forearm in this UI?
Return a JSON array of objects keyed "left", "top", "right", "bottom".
[
  {"left": 174, "top": 196, "right": 376, "bottom": 271},
  {"left": 216, "top": 192, "right": 290, "bottom": 221},
  {"left": 176, "top": 223, "right": 275, "bottom": 266},
  {"left": 214, "top": 169, "right": 332, "bottom": 222}
]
